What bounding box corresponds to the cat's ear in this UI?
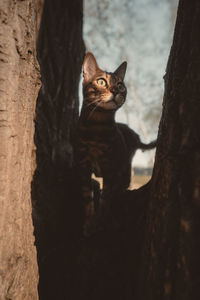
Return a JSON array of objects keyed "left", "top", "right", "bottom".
[
  {"left": 114, "top": 61, "right": 127, "bottom": 81},
  {"left": 83, "top": 52, "right": 99, "bottom": 82}
]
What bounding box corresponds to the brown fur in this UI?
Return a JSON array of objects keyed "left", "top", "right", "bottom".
[{"left": 75, "top": 52, "right": 156, "bottom": 235}]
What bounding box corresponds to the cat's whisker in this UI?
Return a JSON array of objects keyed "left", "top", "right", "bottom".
[
  {"left": 85, "top": 99, "right": 101, "bottom": 108},
  {"left": 88, "top": 105, "right": 98, "bottom": 119},
  {"left": 88, "top": 101, "right": 102, "bottom": 119}
]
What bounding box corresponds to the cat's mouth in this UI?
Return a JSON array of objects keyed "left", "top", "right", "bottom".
[
  {"left": 99, "top": 93, "right": 125, "bottom": 110},
  {"left": 101, "top": 93, "right": 115, "bottom": 102},
  {"left": 107, "top": 96, "right": 119, "bottom": 107}
]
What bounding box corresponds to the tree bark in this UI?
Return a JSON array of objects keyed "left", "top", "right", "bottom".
[
  {"left": 28, "top": 0, "right": 200, "bottom": 299},
  {"left": 32, "top": 1, "right": 85, "bottom": 299},
  {"left": 0, "top": 1, "right": 43, "bottom": 299},
  {"left": 136, "top": 1, "right": 200, "bottom": 299}
]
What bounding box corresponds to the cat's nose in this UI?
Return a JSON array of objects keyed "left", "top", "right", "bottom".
[{"left": 110, "top": 87, "right": 118, "bottom": 95}]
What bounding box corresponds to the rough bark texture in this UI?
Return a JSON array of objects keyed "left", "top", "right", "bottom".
[
  {"left": 136, "top": 1, "right": 200, "bottom": 299},
  {"left": 0, "top": 1, "right": 43, "bottom": 299},
  {"left": 30, "top": 0, "right": 200, "bottom": 299},
  {"left": 32, "top": 1, "right": 85, "bottom": 299}
]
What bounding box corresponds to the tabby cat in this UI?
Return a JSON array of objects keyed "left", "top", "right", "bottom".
[{"left": 75, "top": 52, "right": 156, "bottom": 235}]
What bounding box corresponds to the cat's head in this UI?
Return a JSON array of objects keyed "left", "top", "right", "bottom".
[{"left": 82, "top": 52, "right": 127, "bottom": 111}]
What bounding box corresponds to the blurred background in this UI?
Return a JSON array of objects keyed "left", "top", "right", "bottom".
[{"left": 81, "top": 0, "right": 178, "bottom": 177}]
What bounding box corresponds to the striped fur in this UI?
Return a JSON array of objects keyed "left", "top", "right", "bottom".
[{"left": 75, "top": 52, "right": 156, "bottom": 235}]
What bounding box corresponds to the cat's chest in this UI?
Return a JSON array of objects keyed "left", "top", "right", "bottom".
[
  {"left": 83, "top": 137, "right": 113, "bottom": 159},
  {"left": 82, "top": 132, "right": 127, "bottom": 175},
  {"left": 87, "top": 141, "right": 107, "bottom": 175},
  {"left": 87, "top": 140, "right": 111, "bottom": 162}
]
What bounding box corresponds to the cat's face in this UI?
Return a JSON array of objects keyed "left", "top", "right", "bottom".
[{"left": 82, "top": 52, "right": 127, "bottom": 111}]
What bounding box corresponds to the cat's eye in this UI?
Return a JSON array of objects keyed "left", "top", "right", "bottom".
[
  {"left": 97, "top": 78, "right": 107, "bottom": 87},
  {"left": 117, "top": 83, "right": 125, "bottom": 92}
]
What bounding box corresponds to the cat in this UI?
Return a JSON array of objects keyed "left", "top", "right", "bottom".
[{"left": 75, "top": 52, "right": 156, "bottom": 235}]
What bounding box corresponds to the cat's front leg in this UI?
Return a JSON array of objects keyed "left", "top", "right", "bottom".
[{"left": 98, "top": 178, "right": 118, "bottom": 225}]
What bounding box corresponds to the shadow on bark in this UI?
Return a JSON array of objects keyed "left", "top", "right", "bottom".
[
  {"left": 31, "top": 0, "right": 85, "bottom": 298},
  {"left": 31, "top": 0, "right": 200, "bottom": 299}
]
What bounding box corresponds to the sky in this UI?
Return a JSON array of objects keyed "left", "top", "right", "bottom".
[{"left": 82, "top": 0, "right": 178, "bottom": 167}]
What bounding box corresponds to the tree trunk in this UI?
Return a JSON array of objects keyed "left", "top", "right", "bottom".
[
  {"left": 32, "top": 0, "right": 85, "bottom": 299},
  {"left": 28, "top": 0, "right": 200, "bottom": 299},
  {"left": 136, "top": 1, "right": 200, "bottom": 299},
  {"left": 0, "top": 1, "right": 43, "bottom": 299}
]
